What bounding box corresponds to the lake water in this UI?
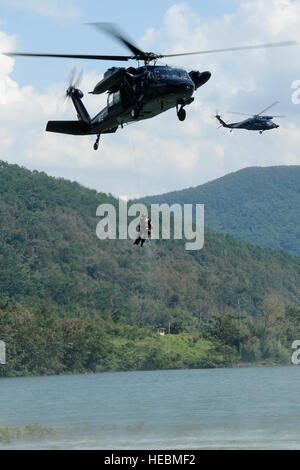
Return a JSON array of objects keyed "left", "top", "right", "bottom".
[{"left": 0, "top": 366, "right": 300, "bottom": 449}]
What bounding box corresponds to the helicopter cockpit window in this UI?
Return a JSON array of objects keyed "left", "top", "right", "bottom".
[
  {"left": 108, "top": 93, "right": 113, "bottom": 107},
  {"left": 154, "top": 68, "right": 190, "bottom": 81},
  {"left": 170, "top": 69, "right": 190, "bottom": 80},
  {"left": 113, "top": 91, "right": 121, "bottom": 105},
  {"left": 108, "top": 91, "right": 121, "bottom": 107},
  {"left": 176, "top": 69, "right": 190, "bottom": 80}
]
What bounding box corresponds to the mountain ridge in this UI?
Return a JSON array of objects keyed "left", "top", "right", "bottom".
[{"left": 137, "top": 165, "right": 300, "bottom": 255}]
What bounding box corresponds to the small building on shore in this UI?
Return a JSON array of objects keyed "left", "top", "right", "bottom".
[{"left": 157, "top": 328, "right": 166, "bottom": 336}]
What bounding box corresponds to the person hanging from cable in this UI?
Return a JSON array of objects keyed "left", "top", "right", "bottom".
[
  {"left": 133, "top": 214, "right": 153, "bottom": 247},
  {"left": 146, "top": 217, "right": 153, "bottom": 244},
  {"left": 133, "top": 213, "right": 147, "bottom": 247}
]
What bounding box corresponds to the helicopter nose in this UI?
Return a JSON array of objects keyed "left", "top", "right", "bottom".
[
  {"left": 189, "top": 70, "right": 211, "bottom": 89},
  {"left": 176, "top": 82, "right": 194, "bottom": 96},
  {"left": 201, "top": 71, "right": 211, "bottom": 82}
]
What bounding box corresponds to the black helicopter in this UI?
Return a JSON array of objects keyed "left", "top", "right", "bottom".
[
  {"left": 215, "top": 101, "right": 284, "bottom": 134},
  {"left": 5, "top": 23, "right": 296, "bottom": 149}
]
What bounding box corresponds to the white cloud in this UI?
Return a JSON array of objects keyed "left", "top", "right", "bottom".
[
  {"left": 0, "top": 128, "right": 15, "bottom": 155},
  {"left": 0, "top": 0, "right": 300, "bottom": 198}
]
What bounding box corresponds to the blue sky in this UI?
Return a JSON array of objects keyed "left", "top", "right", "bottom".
[
  {"left": 0, "top": 0, "right": 300, "bottom": 198},
  {"left": 0, "top": 0, "right": 236, "bottom": 91}
]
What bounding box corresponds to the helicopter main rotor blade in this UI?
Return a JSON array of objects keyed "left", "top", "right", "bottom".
[
  {"left": 88, "top": 22, "right": 146, "bottom": 58},
  {"left": 5, "top": 22, "right": 297, "bottom": 64},
  {"left": 255, "top": 101, "right": 279, "bottom": 116},
  {"left": 4, "top": 52, "right": 131, "bottom": 61},
  {"left": 161, "top": 40, "right": 297, "bottom": 58},
  {"left": 227, "top": 111, "right": 254, "bottom": 116}
]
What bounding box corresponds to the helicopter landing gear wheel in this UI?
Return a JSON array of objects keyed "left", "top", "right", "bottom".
[
  {"left": 177, "top": 107, "right": 186, "bottom": 122},
  {"left": 130, "top": 107, "right": 139, "bottom": 119},
  {"left": 94, "top": 134, "right": 100, "bottom": 150},
  {"left": 259, "top": 130, "right": 263, "bottom": 134}
]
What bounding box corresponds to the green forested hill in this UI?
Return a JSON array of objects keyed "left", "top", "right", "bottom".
[
  {"left": 138, "top": 166, "right": 300, "bottom": 255},
  {"left": 1, "top": 161, "right": 300, "bottom": 376},
  {"left": 0, "top": 160, "right": 300, "bottom": 324}
]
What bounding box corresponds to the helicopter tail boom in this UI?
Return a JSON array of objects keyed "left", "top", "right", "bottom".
[
  {"left": 66, "top": 88, "right": 91, "bottom": 123},
  {"left": 47, "top": 85, "right": 94, "bottom": 134}
]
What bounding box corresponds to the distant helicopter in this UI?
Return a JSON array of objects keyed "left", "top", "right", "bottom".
[
  {"left": 214, "top": 101, "right": 284, "bottom": 134},
  {"left": 5, "top": 23, "right": 296, "bottom": 149}
]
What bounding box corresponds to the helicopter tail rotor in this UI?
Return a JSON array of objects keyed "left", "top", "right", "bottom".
[
  {"left": 212, "top": 110, "right": 222, "bottom": 126},
  {"left": 213, "top": 110, "right": 228, "bottom": 128},
  {"left": 212, "top": 109, "right": 220, "bottom": 119},
  {"left": 62, "top": 67, "right": 91, "bottom": 123},
  {"left": 214, "top": 110, "right": 223, "bottom": 120},
  {"left": 56, "top": 67, "right": 84, "bottom": 113},
  {"left": 66, "top": 67, "right": 83, "bottom": 98}
]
